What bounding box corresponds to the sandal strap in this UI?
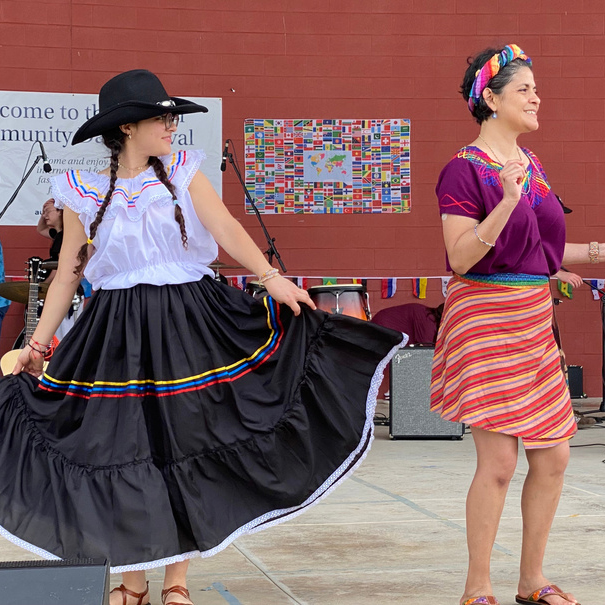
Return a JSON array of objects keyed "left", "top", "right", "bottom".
[
  {"left": 161, "top": 584, "right": 191, "bottom": 605},
  {"left": 463, "top": 597, "right": 499, "bottom": 605},
  {"left": 110, "top": 581, "right": 149, "bottom": 605},
  {"left": 528, "top": 585, "right": 573, "bottom": 602}
]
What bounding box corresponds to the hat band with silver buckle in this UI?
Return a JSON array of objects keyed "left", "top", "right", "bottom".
[{"left": 157, "top": 100, "right": 176, "bottom": 107}]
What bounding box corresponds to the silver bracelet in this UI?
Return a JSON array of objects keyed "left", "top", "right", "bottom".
[{"left": 474, "top": 224, "right": 495, "bottom": 248}]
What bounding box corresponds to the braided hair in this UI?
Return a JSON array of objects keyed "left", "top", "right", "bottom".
[
  {"left": 148, "top": 155, "right": 188, "bottom": 249},
  {"left": 74, "top": 126, "right": 188, "bottom": 275}
]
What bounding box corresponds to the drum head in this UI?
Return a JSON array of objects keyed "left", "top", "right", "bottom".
[{"left": 307, "top": 284, "right": 365, "bottom": 294}]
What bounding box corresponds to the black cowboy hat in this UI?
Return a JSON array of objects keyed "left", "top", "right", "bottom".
[{"left": 71, "top": 69, "right": 208, "bottom": 145}]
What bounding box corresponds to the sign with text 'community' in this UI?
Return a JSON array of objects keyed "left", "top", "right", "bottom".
[{"left": 0, "top": 91, "right": 222, "bottom": 225}]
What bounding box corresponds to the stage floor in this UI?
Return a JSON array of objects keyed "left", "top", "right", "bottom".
[{"left": 1, "top": 400, "right": 604, "bottom": 604}]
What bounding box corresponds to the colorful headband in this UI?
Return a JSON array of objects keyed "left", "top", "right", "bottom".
[{"left": 467, "top": 44, "right": 532, "bottom": 113}]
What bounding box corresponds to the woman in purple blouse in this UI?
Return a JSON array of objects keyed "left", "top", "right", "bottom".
[{"left": 430, "top": 45, "right": 600, "bottom": 605}]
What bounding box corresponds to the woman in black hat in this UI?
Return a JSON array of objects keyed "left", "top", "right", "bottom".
[{"left": 0, "top": 70, "right": 403, "bottom": 605}]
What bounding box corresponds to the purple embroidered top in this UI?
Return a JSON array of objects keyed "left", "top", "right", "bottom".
[{"left": 436, "top": 146, "right": 565, "bottom": 277}]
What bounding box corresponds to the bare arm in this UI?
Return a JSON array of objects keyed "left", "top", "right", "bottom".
[
  {"left": 188, "top": 172, "right": 315, "bottom": 314},
  {"left": 36, "top": 214, "right": 51, "bottom": 239},
  {"left": 442, "top": 160, "right": 524, "bottom": 274},
  {"left": 13, "top": 207, "right": 88, "bottom": 375},
  {"left": 563, "top": 242, "right": 605, "bottom": 265}
]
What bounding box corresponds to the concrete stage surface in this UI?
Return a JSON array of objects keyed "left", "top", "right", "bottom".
[{"left": 1, "top": 400, "right": 604, "bottom": 604}]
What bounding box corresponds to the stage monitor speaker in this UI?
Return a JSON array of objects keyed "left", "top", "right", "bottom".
[
  {"left": 568, "top": 365, "right": 586, "bottom": 399},
  {"left": 389, "top": 346, "right": 464, "bottom": 440},
  {"left": 0, "top": 558, "right": 109, "bottom": 605}
]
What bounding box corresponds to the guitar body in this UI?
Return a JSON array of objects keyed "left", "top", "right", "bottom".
[{"left": 0, "top": 349, "right": 48, "bottom": 376}]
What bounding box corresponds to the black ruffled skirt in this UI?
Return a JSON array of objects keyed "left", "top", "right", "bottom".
[{"left": 0, "top": 277, "right": 402, "bottom": 573}]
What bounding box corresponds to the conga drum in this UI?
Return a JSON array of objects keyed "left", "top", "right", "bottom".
[
  {"left": 245, "top": 280, "right": 268, "bottom": 299},
  {"left": 308, "top": 284, "right": 371, "bottom": 320}
]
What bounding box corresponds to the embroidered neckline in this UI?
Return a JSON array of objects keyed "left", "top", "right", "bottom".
[
  {"left": 457, "top": 145, "right": 551, "bottom": 210},
  {"left": 52, "top": 150, "right": 205, "bottom": 222}
]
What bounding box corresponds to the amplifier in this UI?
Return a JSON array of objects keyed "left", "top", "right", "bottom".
[
  {"left": 568, "top": 364, "right": 586, "bottom": 399},
  {"left": 389, "top": 346, "right": 464, "bottom": 440},
  {"left": 0, "top": 558, "right": 109, "bottom": 605}
]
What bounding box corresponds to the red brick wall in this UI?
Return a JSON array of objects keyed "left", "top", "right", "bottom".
[{"left": 0, "top": 1, "right": 604, "bottom": 395}]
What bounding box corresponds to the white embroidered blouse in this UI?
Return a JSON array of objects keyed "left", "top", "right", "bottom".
[{"left": 51, "top": 150, "right": 218, "bottom": 291}]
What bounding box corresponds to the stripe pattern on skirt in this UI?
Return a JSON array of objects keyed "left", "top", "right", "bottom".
[{"left": 430, "top": 274, "right": 576, "bottom": 448}]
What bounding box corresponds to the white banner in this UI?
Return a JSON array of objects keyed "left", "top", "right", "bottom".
[{"left": 0, "top": 91, "right": 222, "bottom": 225}]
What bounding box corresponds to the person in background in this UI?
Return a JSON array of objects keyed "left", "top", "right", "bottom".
[
  {"left": 0, "top": 242, "right": 11, "bottom": 336},
  {"left": 372, "top": 302, "right": 444, "bottom": 346},
  {"left": 36, "top": 198, "right": 83, "bottom": 340}
]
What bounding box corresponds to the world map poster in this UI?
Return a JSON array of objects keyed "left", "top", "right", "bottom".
[{"left": 243, "top": 118, "right": 411, "bottom": 214}]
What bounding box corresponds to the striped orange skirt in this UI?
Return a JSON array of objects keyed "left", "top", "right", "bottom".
[{"left": 430, "top": 274, "right": 576, "bottom": 448}]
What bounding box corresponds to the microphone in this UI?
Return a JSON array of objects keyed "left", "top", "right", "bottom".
[
  {"left": 37, "top": 141, "right": 52, "bottom": 173},
  {"left": 220, "top": 140, "right": 229, "bottom": 172}
]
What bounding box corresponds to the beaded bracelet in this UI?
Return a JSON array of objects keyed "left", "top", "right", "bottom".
[
  {"left": 474, "top": 224, "right": 496, "bottom": 248},
  {"left": 589, "top": 241, "right": 600, "bottom": 264},
  {"left": 258, "top": 268, "right": 279, "bottom": 283},
  {"left": 261, "top": 272, "right": 279, "bottom": 284}
]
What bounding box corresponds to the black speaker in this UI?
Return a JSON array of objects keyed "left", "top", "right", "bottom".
[
  {"left": 389, "top": 346, "right": 464, "bottom": 440},
  {"left": 568, "top": 365, "right": 586, "bottom": 399},
  {"left": 0, "top": 559, "right": 109, "bottom": 605}
]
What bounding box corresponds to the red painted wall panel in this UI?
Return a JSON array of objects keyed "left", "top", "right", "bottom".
[{"left": 0, "top": 2, "right": 604, "bottom": 396}]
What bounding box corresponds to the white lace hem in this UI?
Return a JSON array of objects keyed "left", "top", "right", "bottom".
[{"left": 0, "top": 333, "right": 407, "bottom": 574}]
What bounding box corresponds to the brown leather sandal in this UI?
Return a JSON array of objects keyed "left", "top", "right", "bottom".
[
  {"left": 161, "top": 585, "right": 192, "bottom": 605},
  {"left": 110, "top": 581, "right": 150, "bottom": 605}
]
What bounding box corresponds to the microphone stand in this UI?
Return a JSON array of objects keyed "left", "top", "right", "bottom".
[
  {"left": 0, "top": 155, "right": 43, "bottom": 221},
  {"left": 564, "top": 272, "right": 605, "bottom": 413},
  {"left": 226, "top": 148, "right": 286, "bottom": 273},
  {"left": 584, "top": 278, "right": 605, "bottom": 413}
]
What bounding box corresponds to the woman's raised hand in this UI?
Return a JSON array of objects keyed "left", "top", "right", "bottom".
[{"left": 499, "top": 159, "right": 526, "bottom": 205}]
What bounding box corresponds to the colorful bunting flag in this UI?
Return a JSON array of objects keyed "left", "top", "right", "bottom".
[
  {"left": 381, "top": 278, "right": 397, "bottom": 299},
  {"left": 230, "top": 276, "right": 247, "bottom": 290},
  {"left": 557, "top": 279, "right": 572, "bottom": 299},
  {"left": 590, "top": 279, "right": 605, "bottom": 300},
  {"left": 441, "top": 277, "right": 451, "bottom": 298},
  {"left": 412, "top": 277, "right": 427, "bottom": 299},
  {"left": 323, "top": 277, "right": 338, "bottom": 285},
  {"left": 296, "top": 277, "right": 308, "bottom": 290}
]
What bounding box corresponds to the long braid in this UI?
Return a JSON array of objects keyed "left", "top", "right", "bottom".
[
  {"left": 149, "top": 155, "right": 188, "bottom": 249},
  {"left": 74, "top": 132, "right": 123, "bottom": 275}
]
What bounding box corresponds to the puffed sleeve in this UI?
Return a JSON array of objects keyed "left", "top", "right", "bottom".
[
  {"left": 50, "top": 170, "right": 104, "bottom": 219},
  {"left": 162, "top": 149, "right": 207, "bottom": 195}
]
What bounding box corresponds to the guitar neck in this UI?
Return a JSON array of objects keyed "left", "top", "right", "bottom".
[{"left": 24, "top": 283, "right": 40, "bottom": 345}]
